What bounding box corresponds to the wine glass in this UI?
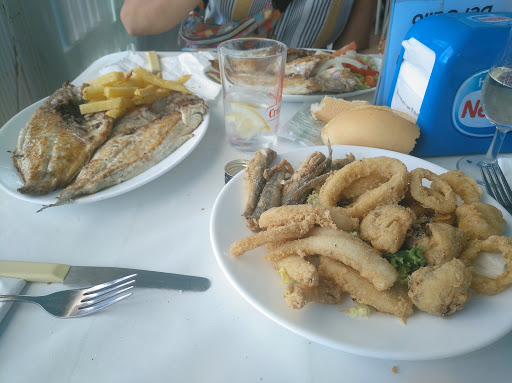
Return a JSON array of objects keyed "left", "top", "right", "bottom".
[{"left": 457, "top": 27, "right": 512, "bottom": 184}]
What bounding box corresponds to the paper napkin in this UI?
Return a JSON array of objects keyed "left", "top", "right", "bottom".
[
  {"left": 96, "top": 51, "right": 221, "bottom": 102},
  {"left": 0, "top": 277, "right": 26, "bottom": 324}
]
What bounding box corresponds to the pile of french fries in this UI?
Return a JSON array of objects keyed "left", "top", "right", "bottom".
[{"left": 79, "top": 66, "right": 192, "bottom": 119}]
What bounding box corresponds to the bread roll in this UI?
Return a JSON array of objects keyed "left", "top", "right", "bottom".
[
  {"left": 321, "top": 107, "right": 420, "bottom": 154},
  {"left": 311, "top": 96, "right": 370, "bottom": 123}
]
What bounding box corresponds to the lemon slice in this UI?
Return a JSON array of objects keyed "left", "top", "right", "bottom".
[{"left": 225, "top": 102, "right": 270, "bottom": 139}]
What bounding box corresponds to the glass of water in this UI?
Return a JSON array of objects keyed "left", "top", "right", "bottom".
[
  {"left": 457, "top": 27, "right": 512, "bottom": 183},
  {"left": 218, "top": 38, "right": 287, "bottom": 152}
]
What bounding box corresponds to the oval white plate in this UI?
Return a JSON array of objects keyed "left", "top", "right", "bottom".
[
  {"left": 210, "top": 145, "right": 512, "bottom": 360},
  {"left": 0, "top": 99, "right": 210, "bottom": 205}
]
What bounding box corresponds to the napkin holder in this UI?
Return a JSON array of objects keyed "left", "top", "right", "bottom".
[{"left": 386, "top": 12, "right": 512, "bottom": 157}]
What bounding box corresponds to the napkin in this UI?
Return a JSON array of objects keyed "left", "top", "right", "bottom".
[
  {"left": 97, "top": 51, "right": 221, "bottom": 102},
  {"left": 498, "top": 157, "right": 512, "bottom": 179},
  {"left": 0, "top": 277, "right": 26, "bottom": 324}
]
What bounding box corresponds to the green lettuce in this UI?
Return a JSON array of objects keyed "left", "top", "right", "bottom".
[{"left": 383, "top": 246, "right": 427, "bottom": 286}]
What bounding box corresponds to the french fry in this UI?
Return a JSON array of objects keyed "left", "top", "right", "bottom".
[
  {"left": 134, "top": 84, "right": 157, "bottom": 97},
  {"left": 146, "top": 50, "right": 161, "bottom": 74},
  {"left": 106, "top": 108, "right": 127, "bottom": 119},
  {"left": 79, "top": 97, "right": 132, "bottom": 114},
  {"left": 80, "top": 67, "right": 195, "bottom": 119},
  {"left": 125, "top": 73, "right": 148, "bottom": 88},
  {"left": 86, "top": 71, "right": 125, "bottom": 86},
  {"left": 177, "top": 74, "right": 192, "bottom": 84},
  {"left": 104, "top": 86, "right": 138, "bottom": 98},
  {"left": 156, "top": 88, "right": 171, "bottom": 96},
  {"left": 133, "top": 93, "right": 161, "bottom": 106},
  {"left": 132, "top": 66, "right": 192, "bottom": 94},
  {"left": 83, "top": 85, "right": 107, "bottom": 101}
]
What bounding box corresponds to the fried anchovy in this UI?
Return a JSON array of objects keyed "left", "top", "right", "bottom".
[
  {"left": 246, "top": 159, "right": 293, "bottom": 231},
  {"left": 329, "top": 153, "right": 356, "bottom": 172},
  {"left": 282, "top": 172, "right": 331, "bottom": 205},
  {"left": 242, "top": 148, "right": 277, "bottom": 218},
  {"left": 282, "top": 144, "right": 332, "bottom": 205}
]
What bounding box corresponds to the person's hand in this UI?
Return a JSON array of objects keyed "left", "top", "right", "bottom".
[{"left": 121, "top": 0, "right": 201, "bottom": 36}]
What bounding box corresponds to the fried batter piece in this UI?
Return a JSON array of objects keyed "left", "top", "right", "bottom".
[
  {"left": 230, "top": 221, "right": 312, "bottom": 257},
  {"left": 319, "top": 256, "right": 413, "bottom": 323},
  {"left": 455, "top": 202, "right": 507, "bottom": 240},
  {"left": 408, "top": 258, "right": 472, "bottom": 317},
  {"left": 407, "top": 222, "right": 467, "bottom": 266},
  {"left": 258, "top": 205, "right": 358, "bottom": 232},
  {"left": 266, "top": 233, "right": 398, "bottom": 291},
  {"left": 274, "top": 255, "right": 319, "bottom": 287},
  {"left": 284, "top": 278, "right": 345, "bottom": 309},
  {"left": 360, "top": 205, "right": 415, "bottom": 253}
]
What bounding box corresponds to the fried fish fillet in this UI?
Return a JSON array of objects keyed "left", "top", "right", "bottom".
[
  {"left": 43, "top": 93, "right": 207, "bottom": 208},
  {"left": 13, "top": 82, "right": 113, "bottom": 195}
]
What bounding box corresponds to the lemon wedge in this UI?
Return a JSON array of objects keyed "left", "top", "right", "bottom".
[{"left": 225, "top": 102, "right": 270, "bottom": 139}]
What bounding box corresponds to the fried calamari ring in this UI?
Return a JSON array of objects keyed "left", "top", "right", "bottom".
[
  {"left": 460, "top": 235, "right": 512, "bottom": 295},
  {"left": 409, "top": 168, "right": 456, "bottom": 214},
  {"left": 266, "top": 232, "right": 398, "bottom": 290},
  {"left": 440, "top": 170, "right": 482, "bottom": 204},
  {"left": 230, "top": 221, "right": 312, "bottom": 256},
  {"left": 319, "top": 157, "right": 409, "bottom": 219}
]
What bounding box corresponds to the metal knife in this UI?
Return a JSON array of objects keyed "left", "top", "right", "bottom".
[{"left": 0, "top": 261, "right": 210, "bottom": 292}]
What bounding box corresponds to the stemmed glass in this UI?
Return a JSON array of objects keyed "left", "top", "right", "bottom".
[{"left": 457, "top": 27, "right": 512, "bottom": 184}]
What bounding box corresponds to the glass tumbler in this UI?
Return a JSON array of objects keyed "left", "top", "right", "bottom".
[{"left": 218, "top": 38, "right": 287, "bottom": 152}]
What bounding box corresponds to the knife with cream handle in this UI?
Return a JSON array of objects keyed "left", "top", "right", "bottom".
[{"left": 0, "top": 261, "right": 210, "bottom": 291}]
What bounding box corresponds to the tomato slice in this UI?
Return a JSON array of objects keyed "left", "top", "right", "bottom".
[
  {"left": 333, "top": 41, "right": 357, "bottom": 56},
  {"left": 365, "top": 75, "right": 377, "bottom": 88},
  {"left": 342, "top": 63, "right": 379, "bottom": 76}
]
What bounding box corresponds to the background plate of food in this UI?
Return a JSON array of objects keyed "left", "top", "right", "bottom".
[
  {"left": 0, "top": 68, "right": 210, "bottom": 210},
  {"left": 203, "top": 43, "right": 381, "bottom": 103},
  {"left": 210, "top": 144, "right": 512, "bottom": 360}
]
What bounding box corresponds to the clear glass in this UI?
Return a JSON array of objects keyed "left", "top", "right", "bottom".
[
  {"left": 457, "top": 27, "right": 512, "bottom": 184},
  {"left": 218, "top": 38, "right": 287, "bottom": 152}
]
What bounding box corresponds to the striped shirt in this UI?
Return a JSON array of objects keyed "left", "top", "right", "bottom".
[{"left": 205, "top": 0, "right": 354, "bottom": 48}]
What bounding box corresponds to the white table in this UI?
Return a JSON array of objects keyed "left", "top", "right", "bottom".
[{"left": 1, "top": 54, "right": 511, "bottom": 383}]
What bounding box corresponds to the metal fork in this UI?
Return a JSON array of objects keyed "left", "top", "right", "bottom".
[
  {"left": 481, "top": 164, "right": 512, "bottom": 214},
  {"left": 0, "top": 274, "right": 136, "bottom": 318}
]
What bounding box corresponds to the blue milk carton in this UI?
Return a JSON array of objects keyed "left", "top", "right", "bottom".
[{"left": 386, "top": 12, "right": 512, "bottom": 156}]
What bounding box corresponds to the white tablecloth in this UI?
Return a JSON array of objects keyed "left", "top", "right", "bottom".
[{"left": 1, "top": 52, "right": 511, "bottom": 383}]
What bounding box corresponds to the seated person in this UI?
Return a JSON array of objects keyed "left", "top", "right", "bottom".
[{"left": 121, "top": 0, "right": 377, "bottom": 50}]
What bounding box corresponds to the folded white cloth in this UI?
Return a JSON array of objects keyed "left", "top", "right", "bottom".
[{"left": 0, "top": 277, "right": 26, "bottom": 324}]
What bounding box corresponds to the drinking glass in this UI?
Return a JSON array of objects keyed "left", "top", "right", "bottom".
[
  {"left": 218, "top": 38, "right": 287, "bottom": 152},
  {"left": 457, "top": 27, "right": 512, "bottom": 184}
]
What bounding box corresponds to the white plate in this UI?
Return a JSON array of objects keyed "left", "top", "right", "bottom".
[
  {"left": 210, "top": 145, "right": 512, "bottom": 361},
  {"left": 204, "top": 54, "right": 382, "bottom": 103},
  {"left": 0, "top": 99, "right": 210, "bottom": 205}
]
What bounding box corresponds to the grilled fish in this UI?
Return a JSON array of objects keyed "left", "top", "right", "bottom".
[
  {"left": 311, "top": 68, "right": 362, "bottom": 93},
  {"left": 41, "top": 92, "right": 207, "bottom": 209},
  {"left": 13, "top": 82, "right": 113, "bottom": 195}
]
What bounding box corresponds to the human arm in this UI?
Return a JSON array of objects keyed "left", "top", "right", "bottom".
[
  {"left": 120, "top": 0, "right": 201, "bottom": 36},
  {"left": 333, "top": 0, "right": 378, "bottom": 52}
]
